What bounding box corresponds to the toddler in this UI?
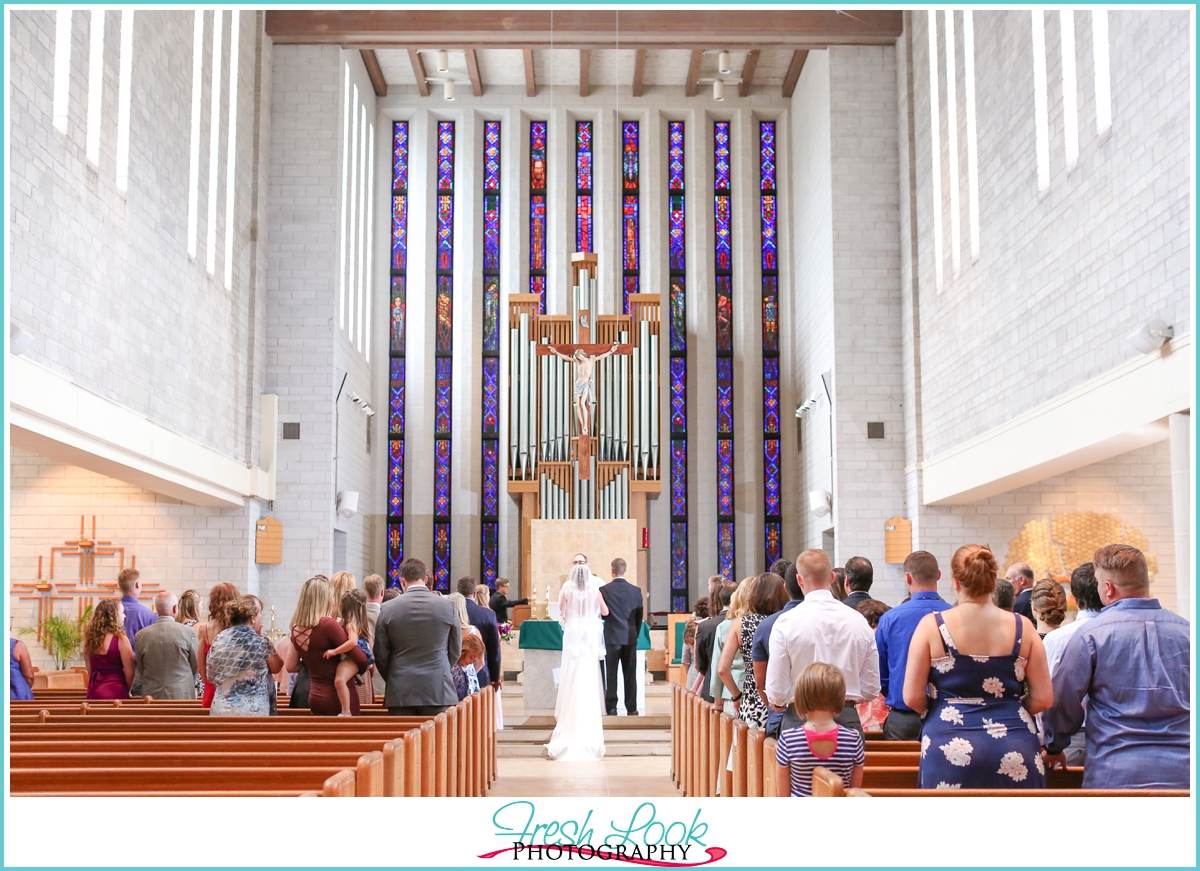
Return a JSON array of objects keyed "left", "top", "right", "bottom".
[
  {"left": 775, "top": 662, "right": 865, "bottom": 796},
  {"left": 322, "top": 591, "right": 374, "bottom": 716}
]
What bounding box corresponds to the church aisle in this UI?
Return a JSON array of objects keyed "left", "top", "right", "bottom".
[{"left": 489, "top": 756, "right": 675, "bottom": 798}]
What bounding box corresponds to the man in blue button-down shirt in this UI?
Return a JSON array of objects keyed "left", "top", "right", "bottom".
[
  {"left": 874, "top": 551, "right": 951, "bottom": 740},
  {"left": 1043, "top": 544, "right": 1190, "bottom": 789},
  {"left": 117, "top": 568, "right": 158, "bottom": 655}
]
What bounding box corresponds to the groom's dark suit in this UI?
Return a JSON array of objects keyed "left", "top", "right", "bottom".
[{"left": 598, "top": 576, "right": 643, "bottom": 716}]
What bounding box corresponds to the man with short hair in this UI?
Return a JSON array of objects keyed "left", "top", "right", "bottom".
[
  {"left": 1007, "top": 562, "right": 1036, "bottom": 622},
  {"left": 766, "top": 549, "right": 880, "bottom": 739},
  {"left": 458, "top": 576, "right": 501, "bottom": 689},
  {"left": 751, "top": 563, "right": 804, "bottom": 736},
  {"left": 133, "top": 592, "right": 199, "bottom": 700},
  {"left": 1039, "top": 562, "right": 1102, "bottom": 766},
  {"left": 993, "top": 577, "right": 1016, "bottom": 611},
  {"left": 373, "top": 557, "right": 462, "bottom": 716},
  {"left": 116, "top": 568, "right": 158, "bottom": 655},
  {"left": 363, "top": 574, "right": 386, "bottom": 696},
  {"left": 488, "top": 578, "right": 528, "bottom": 624},
  {"left": 842, "top": 556, "right": 876, "bottom": 611},
  {"left": 694, "top": 580, "right": 733, "bottom": 703},
  {"left": 598, "top": 558, "right": 643, "bottom": 716},
  {"left": 874, "top": 551, "right": 951, "bottom": 740},
  {"left": 1043, "top": 545, "right": 1190, "bottom": 788}
]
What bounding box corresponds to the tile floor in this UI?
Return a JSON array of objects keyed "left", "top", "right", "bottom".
[{"left": 489, "top": 756, "right": 678, "bottom": 797}]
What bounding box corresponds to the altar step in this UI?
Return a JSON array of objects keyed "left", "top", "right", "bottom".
[{"left": 497, "top": 714, "right": 672, "bottom": 757}]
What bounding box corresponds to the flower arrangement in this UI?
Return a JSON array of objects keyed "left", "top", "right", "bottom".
[{"left": 497, "top": 622, "right": 515, "bottom": 644}]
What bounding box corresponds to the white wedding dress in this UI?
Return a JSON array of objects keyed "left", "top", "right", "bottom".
[{"left": 545, "top": 578, "right": 606, "bottom": 761}]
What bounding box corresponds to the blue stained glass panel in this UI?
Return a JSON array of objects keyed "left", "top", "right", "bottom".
[
  {"left": 530, "top": 196, "right": 546, "bottom": 270},
  {"left": 670, "top": 358, "right": 687, "bottom": 434},
  {"left": 530, "top": 121, "right": 547, "bottom": 189},
  {"left": 436, "top": 276, "right": 453, "bottom": 353},
  {"left": 717, "top": 438, "right": 734, "bottom": 517},
  {"left": 391, "top": 196, "right": 407, "bottom": 270},
  {"left": 763, "top": 357, "right": 780, "bottom": 435},
  {"left": 669, "top": 194, "right": 686, "bottom": 272},
  {"left": 435, "top": 358, "right": 452, "bottom": 435},
  {"left": 483, "top": 194, "right": 501, "bottom": 272},
  {"left": 484, "top": 121, "right": 501, "bottom": 190},
  {"left": 671, "top": 440, "right": 687, "bottom": 516},
  {"left": 531, "top": 275, "right": 546, "bottom": 312},
  {"left": 482, "top": 440, "right": 500, "bottom": 516},
  {"left": 717, "top": 522, "right": 734, "bottom": 580},
  {"left": 482, "top": 357, "right": 500, "bottom": 435},
  {"left": 623, "top": 276, "right": 639, "bottom": 315},
  {"left": 437, "top": 121, "right": 455, "bottom": 190},
  {"left": 714, "top": 121, "right": 731, "bottom": 190},
  {"left": 390, "top": 276, "right": 406, "bottom": 353},
  {"left": 716, "top": 276, "right": 733, "bottom": 352},
  {"left": 434, "top": 440, "right": 452, "bottom": 518},
  {"left": 433, "top": 522, "right": 450, "bottom": 590},
  {"left": 387, "top": 522, "right": 403, "bottom": 587},
  {"left": 765, "top": 522, "right": 781, "bottom": 566},
  {"left": 762, "top": 275, "right": 778, "bottom": 353},
  {"left": 481, "top": 522, "right": 499, "bottom": 586},
  {"left": 389, "top": 358, "right": 405, "bottom": 437},
  {"left": 714, "top": 195, "right": 731, "bottom": 270},
  {"left": 388, "top": 440, "right": 404, "bottom": 518},
  {"left": 622, "top": 121, "right": 638, "bottom": 189},
  {"left": 437, "top": 195, "right": 454, "bottom": 270},
  {"left": 716, "top": 358, "right": 733, "bottom": 434},
  {"left": 668, "top": 122, "right": 685, "bottom": 190},
  {"left": 761, "top": 195, "right": 777, "bottom": 271},
  {"left": 575, "top": 121, "right": 592, "bottom": 190},
  {"left": 671, "top": 521, "right": 688, "bottom": 610},
  {"left": 760, "top": 121, "right": 776, "bottom": 190},
  {"left": 669, "top": 277, "right": 686, "bottom": 353},
  {"left": 482, "top": 275, "right": 500, "bottom": 353},
  {"left": 764, "top": 438, "right": 782, "bottom": 516},
  {"left": 392, "top": 121, "right": 408, "bottom": 190},
  {"left": 576, "top": 194, "right": 592, "bottom": 253}
]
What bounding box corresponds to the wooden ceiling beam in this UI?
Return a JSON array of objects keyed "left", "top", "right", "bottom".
[
  {"left": 738, "top": 49, "right": 760, "bottom": 98},
  {"left": 407, "top": 48, "right": 429, "bottom": 97},
  {"left": 685, "top": 49, "right": 703, "bottom": 98},
  {"left": 359, "top": 49, "right": 387, "bottom": 97},
  {"left": 523, "top": 48, "right": 536, "bottom": 97},
  {"left": 267, "top": 10, "right": 903, "bottom": 47},
  {"left": 465, "top": 47, "right": 483, "bottom": 97},
  {"left": 579, "top": 49, "right": 590, "bottom": 98},
  {"left": 632, "top": 48, "right": 646, "bottom": 98},
  {"left": 782, "top": 49, "right": 808, "bottom": 98}
]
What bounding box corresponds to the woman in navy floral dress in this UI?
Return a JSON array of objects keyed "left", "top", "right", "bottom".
[{"left": 904, "top": 545, "right": 1053, "bottom": 790}]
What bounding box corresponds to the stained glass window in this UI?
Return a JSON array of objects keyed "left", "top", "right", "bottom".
[
  {"left": 714, "top": 121, "right": 734, "bottom": 580},
  {"left": 481, "top": 121, "right": 501, "bottom": 585},
  {"left": 575, "top": 120, "right": 593, "bottom": 253},
  {"left": 530, "top": 121, "right": 547, "bottom": 312},
  {"left": 668, "top": 121, "right": 688, "bottom": 611},
  {"left": 622, "top": 121, "right": 639, "bottom": 314},
  {"left": 760, "top": 120, "right": 782, "bottom": 567},
  {"left": 432, "top": 120, "right": 455, "bottom": 591},
  {"left": 386, "top": 121, "right": 409, "bottom": 587}
]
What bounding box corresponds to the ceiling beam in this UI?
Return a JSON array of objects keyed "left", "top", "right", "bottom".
[
  {"left": 465, "top": 47, "right": 483, "bottom": 97},
  {"left": 738, "top": 49, "right": 760, "bottom": 98},
  {"left": 685, "top": 49, "right": 703, "bottom": 98},
  {"left": 579, "top": 49, "right": 590, "bottom": 98},
  {"left": 359, "top": 49, "right": 387, "bottom": 97},
  {"left": 265, "top": 10, "right": 903, "bottom": 48},
  {"left": 632, "top": 49, "right": 646, "bottom": 98},
  {"left": 523, "top": 48, "right": 536, "bottom": 97},
  {"left": 407, "top": 48, "right": 429, "bottom": 97},
  {"left": 782, "top": 49, "right": 808, "bottom": 98}
]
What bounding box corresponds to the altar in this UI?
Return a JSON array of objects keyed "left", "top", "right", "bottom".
[{"left": 519, "top": 621, "right": 652, "bottom": 714}]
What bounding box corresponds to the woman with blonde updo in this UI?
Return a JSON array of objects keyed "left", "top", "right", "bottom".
[
  {"left": 1030, "top": 578, "right": 1068, "bottom": 638},
  {"left": 206, "top": 596, "right": 283, "bottom": 716},
  {"left": 903, "top": 544, "right": 1052, "bottom": 790},
  {"left": 84, "top": 599, "right": 134, "bottom": 699}
]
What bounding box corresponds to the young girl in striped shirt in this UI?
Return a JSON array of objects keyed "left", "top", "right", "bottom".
[{"left": 775, "top": 662, "right": 866, "bottom": 796}]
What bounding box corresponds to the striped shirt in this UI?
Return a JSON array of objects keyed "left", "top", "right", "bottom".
[{"left": 775, "top": 724, "right": 864, "bottom": 797}]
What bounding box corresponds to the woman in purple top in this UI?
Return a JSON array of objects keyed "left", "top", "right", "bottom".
[{"left": 83, "top": 599, "right": 135, "bottom": 699}]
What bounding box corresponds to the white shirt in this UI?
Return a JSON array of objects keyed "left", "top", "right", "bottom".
[
  {"left": 1042, "top": 609, "right": 1100, "bottom": 676},
  {"left": 765, "top": 589, "right": 881, "bottom": 706}
]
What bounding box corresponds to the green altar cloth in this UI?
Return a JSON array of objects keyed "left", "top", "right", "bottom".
[{"left": 518, "top": 620, "right": 651, "bottom": 651}]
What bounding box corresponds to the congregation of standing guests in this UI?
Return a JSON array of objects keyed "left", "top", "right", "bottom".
[{"left": 678, "top": 542, "right": 1190, "bottom": 796}]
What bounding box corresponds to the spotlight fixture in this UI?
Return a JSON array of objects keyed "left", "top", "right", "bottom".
[
  {"left": 1128, "top": 318, "right": 1174, "bottom": 354},
  {"left": 444, "top": 79, "right": 456, "bottom": 101},
  {"left": 713, "top": 79, "right": 725, "bottom": 101},
  {"left": 436, "top": 49, "right": 449, "bottom": 73},
  {"left": 718, "top": 51, "right": 731, "bottom": 75},
  {"left": 795, "top": 393, "right": 822, "bottom": 419}
]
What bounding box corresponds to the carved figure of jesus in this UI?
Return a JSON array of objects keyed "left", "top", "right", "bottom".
[{"left": 548, "top": 343, "right": 620, "bottom": 438}]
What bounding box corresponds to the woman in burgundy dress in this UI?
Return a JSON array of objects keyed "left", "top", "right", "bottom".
[
  {"left": 286, "top": 576, "right": 368, "bottom": 716},
  {"left": 83, "top": 599, "right": 135, "bottom": 699}
]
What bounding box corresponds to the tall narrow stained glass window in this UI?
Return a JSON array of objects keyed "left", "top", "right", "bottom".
[
  {"left": 386, "top": 121, "right": 409, "bottom": 587},
  {"left": 668, "top": 121, "right": 688, "bottom": 610},
  {"left": 759, "top": 121, "right": 782, "bottom": 568},
  {"left": 622, "top": 121, "right": 639, "bottom": 314},
  {"left": 481, "top": 121, "right": 502, "bottom": 585},
  {"left": 432, "top": 120, "right": 456, "bottom": 591},
  {"left": 575, "top": 120, "right": 593, "bottom": 252},
  {"left": 530, "top": 121, "right": 547, "bottom": 312},
  {"left": 713, "top": 121, "right": 735, "bottom": 580}
]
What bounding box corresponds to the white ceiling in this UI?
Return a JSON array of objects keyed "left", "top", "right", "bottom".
[{"left": 374, "top": 48, "right": 797, "bottom": 92}]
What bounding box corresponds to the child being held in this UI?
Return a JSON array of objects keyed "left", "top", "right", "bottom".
[
  {"left": 774, "top": 662, "right": 865, "bottom": 796},
  {"left": 322, "top": 591, "right": 374, "bottom": 716}
]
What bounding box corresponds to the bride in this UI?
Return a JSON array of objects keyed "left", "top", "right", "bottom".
[{"left": 546, "top": 564, "right": 609, "bottom": 761}]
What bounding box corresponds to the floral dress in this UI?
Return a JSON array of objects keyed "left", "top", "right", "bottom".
[
  {"left": 207, "top": 625, "right": 277, "bottom": 717},
  {"left": 918, "top": 612, "right": 1046, "bottom": 790},
  {"left": 737, "top": 613, "right": 769, "bottom": 730}
]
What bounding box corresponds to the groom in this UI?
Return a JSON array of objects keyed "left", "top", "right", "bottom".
[{"left": 598, "top": 558, "right": 643, "bottom": 717}]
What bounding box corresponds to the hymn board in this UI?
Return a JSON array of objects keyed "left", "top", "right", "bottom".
[{"left": 508, "top": 253, "right": 662, "bottom": 584}]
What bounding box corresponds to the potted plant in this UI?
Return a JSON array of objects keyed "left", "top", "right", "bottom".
[{"left": 20, "top": 607, "right": 91, "bottom": 671}]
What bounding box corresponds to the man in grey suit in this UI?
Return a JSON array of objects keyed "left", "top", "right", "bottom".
[
  {"left": 133, "top": 592, "right": 200, "bottom": 700},
  {"left": 373, "top": 557, "right": 462, "bottom": 716}
]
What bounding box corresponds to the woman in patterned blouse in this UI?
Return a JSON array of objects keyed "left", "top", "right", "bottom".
[{"left": 207, "top": 596, "right": 283, "bottom": 716}]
